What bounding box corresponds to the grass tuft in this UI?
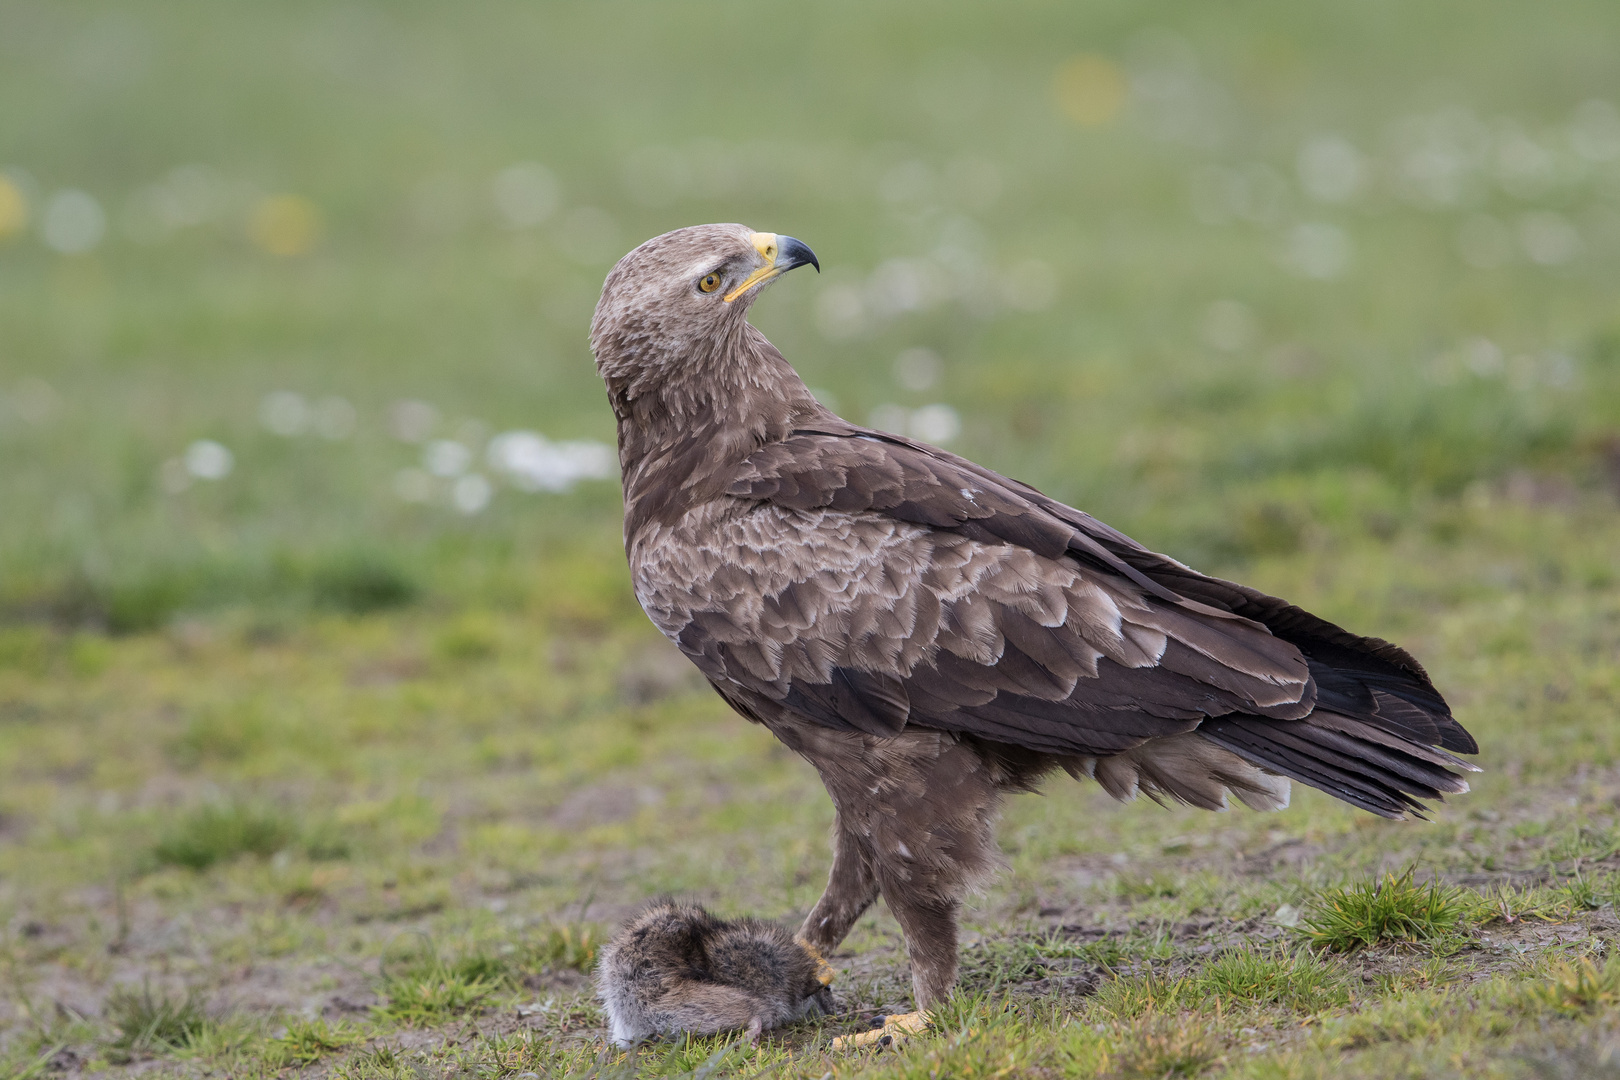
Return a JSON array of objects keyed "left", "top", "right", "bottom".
[
  {"left": 340, "top": 925, "right": 609, "bottom": 1051},
  {"left": 105, "top": 984, "right": 211, "bottom": 1059},
  {"left": 1091, "top": 970, "right": 1198, "bottom": 1021},
  {"left": 1298, "top": 868, "right": 1468, "bottom": 952},
  {"left": 310, "top": 551, "right": 419, "bottom": 614},
  {"left": 372, "top": 922, "right": 601, "bottom": 1024},
  {"left": 151, "top": 803, "right": 325, "bottom": 870},
  {"left": 525, "top": 922, "right": 602, "bottom": 974},
  {"left": 1468, "top": 882, "right": 1573, "bottom": 926},
  {"left": 1524, "top": 954, "right": 1620, "bottom": 1016},
  {"left": 377, "top": 960, "right": 497, "bottom": 1023},
  {"left": 265, "top": 1018, "right": 363, "bottom": 1066},
  {"left": 1111, "top": 1015, "right": 1223, "bottom": 1079},
  {"left": 373, "top": 938, "right": 541, "bottom": 1023},
  {"left": 1199, "top": 946, "right": 1351, "bottom": 1012}
]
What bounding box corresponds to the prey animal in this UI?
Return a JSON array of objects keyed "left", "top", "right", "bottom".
[
  {"left": 598, "top": 900, "right": 834, "bottom": 1047},
  {"left": 589, "top": 224, "right": 1478, "bottom": 1036}
]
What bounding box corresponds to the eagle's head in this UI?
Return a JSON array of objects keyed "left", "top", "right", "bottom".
[{"left": 589, "top": 223, "right": 818, "bottom": 388}]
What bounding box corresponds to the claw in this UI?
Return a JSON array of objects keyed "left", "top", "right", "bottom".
[
  {"left": 795, "top": 936, "right": 837, "bottom": 987},
  {"left": 831, "top": 1010, "right": 928, "bottom": 1050}
]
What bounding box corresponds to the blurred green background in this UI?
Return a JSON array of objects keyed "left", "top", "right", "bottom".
[
  {"left": 7, "top": 4, "right": 1620, "bottom": 1074},
  {"left": 3, "top": 0, "right": 1617, "bottom": 629}
]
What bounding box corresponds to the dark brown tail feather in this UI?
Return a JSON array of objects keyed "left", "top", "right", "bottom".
[
  {"left": 1197, "top": 712, "right": 1476, "bottom": 820},
  {"left": 1070, "top": 526, "right": 1479, "bottom": 757}
]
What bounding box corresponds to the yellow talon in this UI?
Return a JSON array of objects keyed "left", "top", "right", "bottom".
[
  {"left": 795, "top": 936, "right": 837, "bottom": 987},
  {"left": 831, "top": 1010, "right": 928, "bottom": 1050}
]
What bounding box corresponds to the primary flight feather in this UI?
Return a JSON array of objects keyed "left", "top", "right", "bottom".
[{"left": 589, "top": 223, "right": 1477, "bottom": 1019}]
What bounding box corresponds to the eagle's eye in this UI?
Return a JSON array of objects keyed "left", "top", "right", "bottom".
[{"left": 698, "top": 272, "right": 723, "bottom": 293}]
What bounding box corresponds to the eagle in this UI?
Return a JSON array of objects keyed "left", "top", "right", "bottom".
[{"left": 588, "top": 223, "right": 1478, "bottom": 1031}]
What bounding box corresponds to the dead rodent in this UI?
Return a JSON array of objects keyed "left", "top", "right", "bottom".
[{"left": 597, "top": 899, "right": 835, "bottom": 1047}]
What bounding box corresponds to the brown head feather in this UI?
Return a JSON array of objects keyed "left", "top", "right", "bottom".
[{"left": 590, "top": 224, "right": 827, "bottom": 537}]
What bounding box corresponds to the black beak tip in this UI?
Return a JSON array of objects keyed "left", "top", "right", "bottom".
[{"left": 779, "top": 234, "right": 820, "bottom": 273}]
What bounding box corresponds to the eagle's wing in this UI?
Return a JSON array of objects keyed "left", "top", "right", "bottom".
[{"left": 636, "top": 425, "right": 1474, "bottom": 818}]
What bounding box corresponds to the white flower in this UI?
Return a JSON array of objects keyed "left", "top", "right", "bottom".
[
  {"left": 42, "top": 190, "right": 106, "bottom": 254},
  {"left": 909, "top": 404, "right": 961, "bottom": 444},
  {"left": 485, "top": 430, "right": 616, "bottom": 493},
  {"left": 260, "top": 391, "right": 310, "bottom": 436},
  {"left": 184, "top": 439, "right": 233, "bottom": 480},
  {"left": 1296, "top": 136, "right": 1364, "bottom": 204},
  {"left": 867, "top": 405, "right": 961, "bottom": 445},
  {"left": 1519, "top": 212, "right": 1580, "bottom": 266},
  {"left": 452, "top": 474, "right": 493, "bottom": 515},
  {"left": 424, "top": 439, "right": 472, "bottom": 477},
  {"left": 868, "top": 404, "right": 911, "bottom": 437},
  {"left": 1287, "top": 223, "right": 1352, "bottom": 280}
]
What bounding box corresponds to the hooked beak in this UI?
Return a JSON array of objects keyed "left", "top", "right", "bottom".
[{"left": 722, "top": 232, "right": 820, "bottom": 303}]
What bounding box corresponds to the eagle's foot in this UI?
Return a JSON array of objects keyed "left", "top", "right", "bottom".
[
  {"left": 831, "top": 1010, "right": 928, "bottom": 1051},
  {"left": 794, "top": 936, "right": 836, "bottom": 987}
]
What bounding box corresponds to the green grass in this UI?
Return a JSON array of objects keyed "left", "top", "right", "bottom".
[
  {"left": 1111, "top": 1017, "right": 1224, "bottom": 1080},
  {"left": 103, "top": 985, "right": 211, "bottom": 1060},
  {"left": 377, "top": 960, "right": 498, "bottom": 1024},
  {"left": 1199, "top": 947, "right": 1351, "bottom": 1012},
  {"left": 1298, "top": 867, "right": 1470, "bottom": 952},
  {"left": 150, "top": 801, "right": 346, "bottom": 870},
  {"left": 1523, "top": 953, "right": 1620, "bottom": 1018},
  {"left": 372, "top": 922, "right": 601, "bottom": 1023},
  {"left": 3, "top": 0, "right": 1620, "bottom": 1076},
  {"left": 263, "top": 1018, "right": 363, "bottom": 1068}
]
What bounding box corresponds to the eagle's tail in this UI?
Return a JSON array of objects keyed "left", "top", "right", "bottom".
[{"left": 1196, "top": 710, "right": 1479, "bottom": 820}]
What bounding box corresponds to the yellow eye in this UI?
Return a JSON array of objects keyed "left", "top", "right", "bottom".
[{"left": 698, "top": 272, "right": 722, "bottom": 293}]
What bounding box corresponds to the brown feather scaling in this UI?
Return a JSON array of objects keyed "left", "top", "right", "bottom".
[{"left": 590, "top": 224, "right": 1479, "bottom": 1013}]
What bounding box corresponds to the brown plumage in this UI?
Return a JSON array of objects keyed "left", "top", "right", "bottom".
[
  {"left": 598, "top": 900, "right": 834, "bottom": 1046},
  {"left": 589, "top": 223, "right": 1479, "bottom": 1014}
]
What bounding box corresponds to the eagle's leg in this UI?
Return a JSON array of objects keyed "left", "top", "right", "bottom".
[
  {"left": 777, "top": 724, "right": 1008, "bottom": 1017},
  {"left": 877, "top": 886, "right": 959, "bottom": 1010},
  {"left": 798, "top": 814, "right": 879, "bottom": 954}
]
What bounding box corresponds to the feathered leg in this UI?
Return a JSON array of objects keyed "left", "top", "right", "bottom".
[
  {"left": 798, "top": 814, "right": 879, "bottom": 954},
  {"left": 876, "top": 885, "right": 959, "bottom": 1009},
  {"left": 771, "top": 721, "right": 1009, "bottom": 1024},
  {"left": 828, "top": 879, "right": 957, "bottom": 1050}
]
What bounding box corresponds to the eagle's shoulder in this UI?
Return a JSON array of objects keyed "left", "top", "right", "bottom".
[{"left": 726, "top": 424, "right": 1085, "bottom": 562}]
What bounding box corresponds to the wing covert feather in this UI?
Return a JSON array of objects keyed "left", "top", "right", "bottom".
[
  {"left": 648, "top": 427, "right": 1454, "bottom": 762},
  {"left": 635, "top": 478, "right": 1315, "bottom": 754}
]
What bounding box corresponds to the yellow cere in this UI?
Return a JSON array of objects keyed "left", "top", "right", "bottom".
[{"left": 723, "top": 232, "right": 786, "bottom": 303}]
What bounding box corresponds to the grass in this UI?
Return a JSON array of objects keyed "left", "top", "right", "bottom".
[
  {"left": 1112, "top": 1017, "right": 1224, "bottom": 1080},
  {"left": 1524, "top": 954, "right": 1620, "bottom": 1017},
  {"left": 263, "top": 1018, "right": 363, "bottom": 1068},
  {"left": 103, "top": 985, "right": 211, "bottom": 1061},
  {"left": 149, "top": 801, "right": 349, "bottom": 870},
  {"left": 2, "top": 0, "right": 1620, "bottom": 1076},
  {"left": 376, "top": 960, "right": 498, "bottom": 1024},
  {"left": 1297, "top": 867, "right": 1470, "bottom": 952},
  {"left": 1199, "top": 947, "right": 1351, "bottom": 1012},
  {"left": 371, "top": 922, "right": 602, "bottom": 1023}
]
